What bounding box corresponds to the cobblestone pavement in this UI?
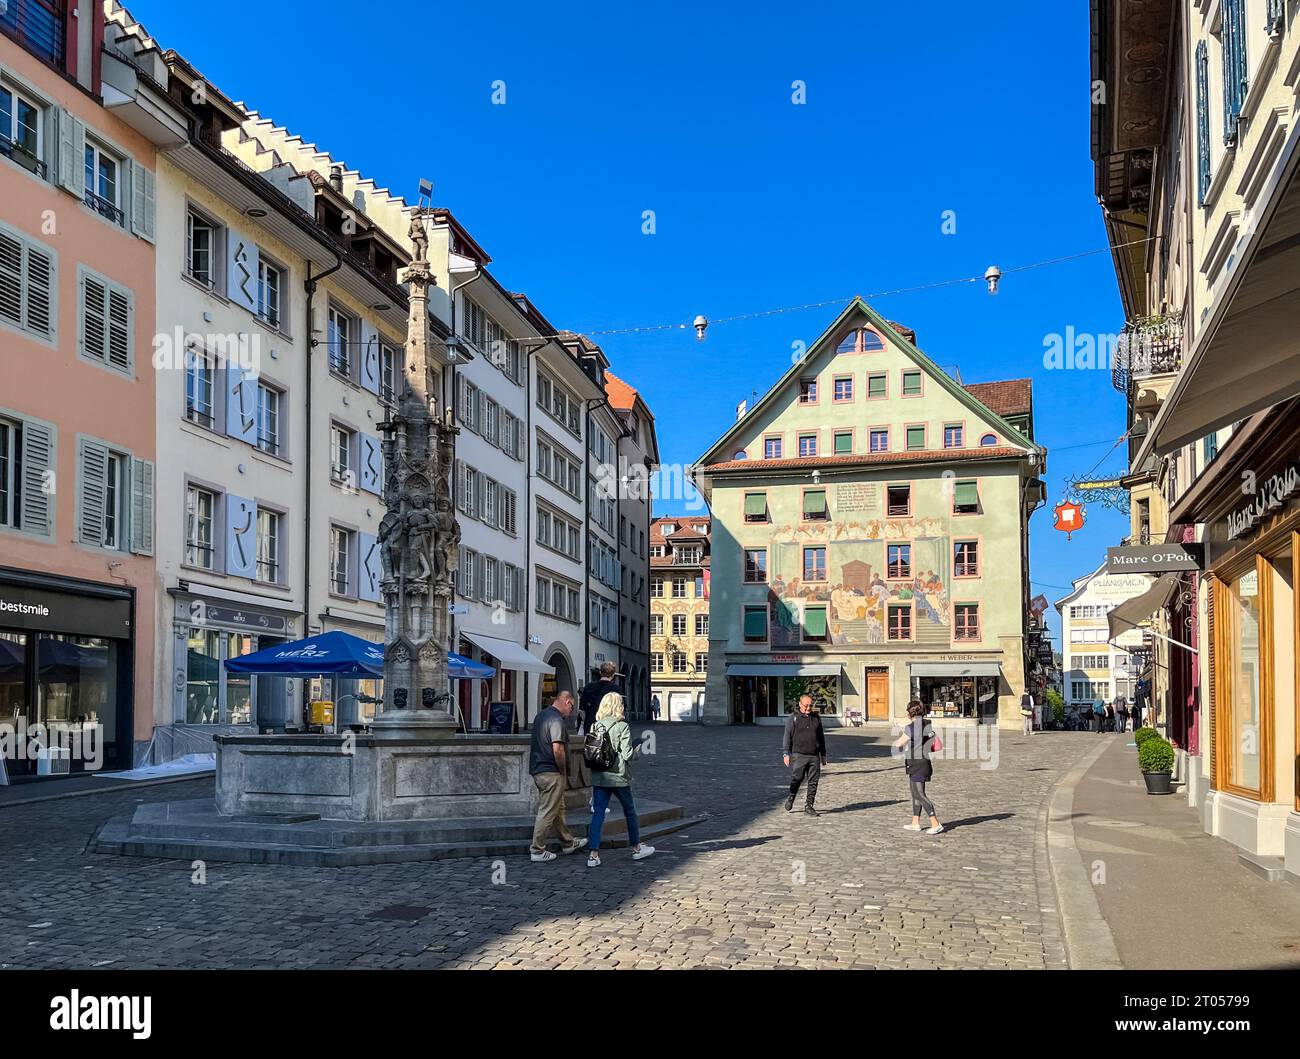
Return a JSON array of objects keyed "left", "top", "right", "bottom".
[{"left": 0, "top": 726, "right": 1099, "bottom": 969}]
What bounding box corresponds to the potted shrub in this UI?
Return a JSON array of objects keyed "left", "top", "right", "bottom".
[
  {"left": 1133, "top": 726, "right": 1157, "bottom": 747},
  {"left": 1138, "top": 735, "right": 1175, "bottom": 794}
]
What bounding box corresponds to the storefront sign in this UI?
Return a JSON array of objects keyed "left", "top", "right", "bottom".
[
  {"left": 1225, "top": 465, "right": 1300, "bottom": 540},
  {"left": 771, "top": 654, "right": 800, "bottom": 663},
  {"left": 1088, "top": 574, "right": 1154, "bottom": 603},
  {"left": 1106, "top": 543, "right": 1203, "bottom": 574},
  {"left": 0, "top": 580, "right": 131, "bottom": 637}
]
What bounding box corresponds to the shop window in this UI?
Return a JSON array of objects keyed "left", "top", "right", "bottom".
[{"left": 1227, "top": 567, "right": 1263, "bottom": 793}]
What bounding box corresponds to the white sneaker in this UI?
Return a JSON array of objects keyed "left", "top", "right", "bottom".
[
  {"left": 902, "top": 823, "right": 923, "bottom": 832},
  {"left": 530, "top": 849, "right": 556, "bottom": 862},
  {"left": 560, "top": 838, "right": 588, "bottom": 855},
  {"left": 926, "top": 824, "right": 945, "bottom": 835},
  {"left": 587, "top": 852, "right": 601, "bottom": 867},
  {"left": 631, "top": 845, "right": 656, "bottom": 860}
]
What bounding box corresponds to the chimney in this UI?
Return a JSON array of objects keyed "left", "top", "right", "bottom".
[
  {"left": 736, "top": 399, "right": 747, "bottom": 421},
  {"left": 329, "top": 165, "right": 344, "bottom": 192}
]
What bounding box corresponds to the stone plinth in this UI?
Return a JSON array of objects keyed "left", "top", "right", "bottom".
[{"left": 213, "top": 732, "right": 590, "bottom": 822}]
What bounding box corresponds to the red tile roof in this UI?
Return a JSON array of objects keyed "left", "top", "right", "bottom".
[
  {"left": 650, "top": 516, "right": 711, "bottom": 542},
  {"left": 604, "top": 370, "right": 639, "bottom": 413},
  {"left": 705, "top": 446, "right": 1026, "bottom": 472},
  {"left": 963, "top": 379, "right": 1032, "bottom": 418}
]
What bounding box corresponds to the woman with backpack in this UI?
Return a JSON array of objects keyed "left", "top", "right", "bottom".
[
  {"left": 894, "top": 699, "right": 944, "bottom": 835},
  {"left": 584, "top": 691, "right": 655, "bottom": 867}
]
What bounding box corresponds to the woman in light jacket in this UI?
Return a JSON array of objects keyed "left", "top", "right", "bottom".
[{"left": 587, "top": 692, "right": 656, "bottom": 867}]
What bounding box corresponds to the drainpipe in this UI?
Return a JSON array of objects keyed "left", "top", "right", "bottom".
[{"left": 301, "top": 253, "right": 342, "bottom": 726}]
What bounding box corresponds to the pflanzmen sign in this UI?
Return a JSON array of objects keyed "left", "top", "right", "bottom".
[
  {"left": 1226, "top": 464, "right": 1300, "bottom": 540},
  {"left": 1106, "top": 543, "right": 1204, "bottom": 574}
]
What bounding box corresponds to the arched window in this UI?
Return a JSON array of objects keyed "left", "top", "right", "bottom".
[
  {"left": 861, "top": 330, "right": 884, "bottom": 352},
  {"left": 980, "top": 433, "right": 998, "bottom": 447},
  {"left": 835, "top": 331, "right": 858, "bottom": 354},
  {"left": 733, "top": 450, "right": 748, "bottom": 460},
  {"left": 837, "top": 328, "right": 886, "bottom": 354}
]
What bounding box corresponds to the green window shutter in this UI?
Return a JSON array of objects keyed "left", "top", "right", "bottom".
[
  {"left": 804, "top": 607, "right": 827, "bottom": 639},
  {"left": 834, "top": 432, "right": 852, "bottom": 454},
  {"left": 743, "top": 607, "right": 767, "bottom": 639},
  {"left": 130, "top": 456, "right": 155, "bottom": 556},
  {"left": 906, "top": 426, "right": 925, "bottom": 449},
  {"left": 18, "top": 415, "right": 55, "bottom": 539},
  {"left": 903, "top": 371, "right": 922, "bottom": 395},
  {"left": 955, "top": 481, "right": 979, "bottom": 508},
  {"left": 77, "top": 437, "right": 109, "bottom": 546},
  {"left": 868, "top": 374, "right": 885, "bottom": 398},
  {"left": 744, "top": 492, "right": 766, "bottom": 517},
  {"left": 803, "top": 489, "right": 826, "bottom": 517}
]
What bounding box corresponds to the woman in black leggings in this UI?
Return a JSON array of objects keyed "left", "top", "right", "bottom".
[{"left": 894, "top": 699, "right": 944, "bottom": 835}]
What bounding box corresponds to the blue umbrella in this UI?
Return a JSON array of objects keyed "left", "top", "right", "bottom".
[{"left": 223, "top": 630, "right": 494, "bottom": 680}]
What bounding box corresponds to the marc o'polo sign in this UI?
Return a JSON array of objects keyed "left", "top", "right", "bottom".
[
  {"left": 1106, "top": 543, "right": 1204, "bottom": 574},
  {"left": 1226, "top": 464, "right": 1300, "bottom": 540}
]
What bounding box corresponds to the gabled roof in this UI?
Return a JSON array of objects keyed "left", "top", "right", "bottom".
[
  {"left": 1053, "top": 562, "right": 1108, "bottom": 610},
  {"left": 604, "top": 370, "right": 642, "bottom": 415},
  {"left": 697, "top": 297, "right": 1042, "bottom": 467},
  {"left": 963, "top": 379, "right": 1033, "bottom": 418}
]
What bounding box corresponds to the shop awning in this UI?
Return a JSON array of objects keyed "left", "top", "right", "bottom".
[
  {"left": 909, "top": 662, "right": 1001, "bottom": 678},
  {"left": 728, "top": 663, "right": 842, "bottom": 678},
  {"left": 460, "top": 630, "right": 554, "bottom": 675},
  {"left": 1107, "top": 574, "right": 1179, "bottom": 642}
]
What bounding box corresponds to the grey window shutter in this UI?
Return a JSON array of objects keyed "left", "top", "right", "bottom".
[
  {"left": 25, "top": 243, "right": 53, "bottom": 337},
  {"left": 107, "top": 286, "right": 132, "bottom": 371},
  {"left": 0, "top": 230, "right": 22, "bottom": 326},
  {"left": 81, "top": 273, "right": 107, "bottom": 361},
  {"left": 18, "top": 416, "right": 55, "bottom": 539},
  {"left": 475, "top": 552, "right": 486, "bottom": 600},
  {"left": 58, "top": 109, "right": 85, "bottom": 196},
  {"left": 455, "top": 459, "right": 467, "bottom": 513},
  {"left": 129, "top": 456, "right": 155, "bottom": 555},
  {"left": 78, "top": 437, "right": 109, "bottom": 545},
  {"left": 478, "top": 390, "right": 489, "bottom": 438},
  {"left": 457, "top": 376, "right": 469, "bottom": 426},
  {"left": 130, "top": 161, "right": 156, "bottom": 243}
]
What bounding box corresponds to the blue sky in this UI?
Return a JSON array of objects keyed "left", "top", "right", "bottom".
[{"left": 131, "top": 0, "right": 1130, "bottom": 640}]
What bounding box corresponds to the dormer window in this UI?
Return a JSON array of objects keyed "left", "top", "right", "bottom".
[
  {"left": 661, "top": 522, "right": 676, "bottom": 535},
  {"left": 798, "top": 378, "right": 818, "bottom": 403}
]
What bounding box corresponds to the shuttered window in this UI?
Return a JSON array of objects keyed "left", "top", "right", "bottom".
[
  {"left": 1196, "top": 41, "right": 1211, "bottom": 205},
  {"left": 0, "top": 411, "right": 55, "bottom": 539},
  {"left": 1221, "top": 0, "right": 1248, "bottom": 148},
  {"left": 77, "top": 436, "right": 153, "bottom": 553},
  {"left": 0, "top": 225, "right": 54, "bottom": 342},
  {"left": 743, "top": 606, "right": 767, "bottom": 643},
  {"left": 79, "top": 268, "right": 133, "bottom": 373}
]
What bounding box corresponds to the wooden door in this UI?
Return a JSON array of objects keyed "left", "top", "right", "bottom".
[{"left": 867, "top": 669, "right": 889, "bottom": 721}]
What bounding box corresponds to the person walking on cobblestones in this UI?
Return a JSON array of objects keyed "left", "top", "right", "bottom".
[
  {"left": 529, "top": 690, "right": 587, "bottom": 862},
  {"left": 783, "top": 694, "right": 826, "bottom": 817},
  {"left": 895, "top": 700, "right": 943, "bottom": 835},
  {"left": 585, "top": 692, "right": 655, "bottom": 868},
  {"left": 1019, "top": 690, "right": 1035, "bottom": 736}
]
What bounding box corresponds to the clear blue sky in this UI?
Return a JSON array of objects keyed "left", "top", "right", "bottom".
[{"left": 131, "top": 0, "right": 1130, "bottom": 641}]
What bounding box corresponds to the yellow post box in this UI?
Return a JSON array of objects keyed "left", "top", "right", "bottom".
[{"left": 308, "top": 700, "right": 334, "bottom": 727}]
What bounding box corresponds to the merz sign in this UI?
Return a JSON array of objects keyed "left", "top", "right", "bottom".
[
  {"left": 1106, "top": 543, "right": 1203, "bottom": 573},
  {"left": 1226, "top": 465, "right": 1300, "bottom": 540}
]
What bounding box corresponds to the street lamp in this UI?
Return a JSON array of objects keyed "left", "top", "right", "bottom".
[
  {"left": 984, "top": 265, "right": 1002, "bottom": 295},
  {"left": 693, "top": 314, "right": 709, "bottom": 341}
]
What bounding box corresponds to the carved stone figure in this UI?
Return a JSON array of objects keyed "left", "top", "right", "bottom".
[
  {"left": 432, "top": 495, "right": 460, "bottom": 590},
  {"left": 409, "top": 211, "right": 428, "bottom": 262}
]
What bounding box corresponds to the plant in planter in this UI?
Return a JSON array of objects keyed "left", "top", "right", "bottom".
[
  {"left": 1133, "top": 726, "right": 1158, "bottom": 746},
  {"left": 1138, "top": 735, "right": 1175, "bottom": 794}
]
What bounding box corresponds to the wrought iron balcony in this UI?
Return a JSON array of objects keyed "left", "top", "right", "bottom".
[
  {"left": 1, "top": 0, "right": 65, "bottom": 67},
  {"left": 1112, "top": 311, "right": 1185, "bottom": 394},
  {"left": 84, "top": 189, "right": 125, "bottom": 226},
  {"left": 0, "top": 134, "right": 45, "bottom": 178}
]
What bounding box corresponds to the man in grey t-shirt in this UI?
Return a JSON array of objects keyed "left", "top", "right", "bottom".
[{"left": 529, "top": 690, "right": 586, "bottom": 861}]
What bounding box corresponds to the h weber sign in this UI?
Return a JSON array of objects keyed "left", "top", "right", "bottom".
[{"left": 1106, "top": 543, "right": 1203, "bottom": 574}]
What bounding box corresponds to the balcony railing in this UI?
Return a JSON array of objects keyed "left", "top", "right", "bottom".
[
  {"left": 1, "top": 0, "right": 65, "bottom": 67},
  {"left": 0, "top": 134, "right": 46, "bottom": 178},
  {"left": 1112, "top": 311, "right": 1185, "bottom": 394},
  {"left": 84, "top": 189, "right": 125, "bottom": 226}
]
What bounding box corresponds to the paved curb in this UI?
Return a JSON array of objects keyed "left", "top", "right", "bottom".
[
  {"left": 0, "top": 771, "right": 212, "bottom": 810},
  {"left": 1044, "top": 738, "right": 1123, "bottom": 969}
]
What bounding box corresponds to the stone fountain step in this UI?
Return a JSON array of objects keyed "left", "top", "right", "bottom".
[{"left": 92, "top": 798, "right": 702, "bottom": 867}]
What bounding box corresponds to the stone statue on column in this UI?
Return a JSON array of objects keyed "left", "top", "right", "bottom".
[{"left": 372, "top": 208, "right": 459, "bottom": 739}]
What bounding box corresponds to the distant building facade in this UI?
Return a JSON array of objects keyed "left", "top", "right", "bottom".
[{"left": 649, "top": 517, "right": 710, "bottom": 720}]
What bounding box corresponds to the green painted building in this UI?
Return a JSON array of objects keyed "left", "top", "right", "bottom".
[{"left": 693, "top": 298, "right": 1046, "bottom": 727}]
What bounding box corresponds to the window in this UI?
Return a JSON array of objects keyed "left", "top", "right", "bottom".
[
  {"left": 837, "top": 328, "right": 884, "bottom": 353},
  {"left": 803, "top": 606, "right": 828, "bottom": 643},
  {"left": 185, "top": 208, "right": 217, "bottom": 287},
  {"left": 887, "top": 543, "right": 911, "bottom": 580},
  {"left": 78, "top": 440, "right": 148, "bottom": 554},
  {"left": 185, "top": 347, "right": 215, "bottom": 429},
  {"left": 83, "top": 140, "right": 122, "bottom": 224},
  {"left": 1220, "top": 0, "right": 1247, "bottom": 148},
  {"left": 256, "top": 383, "right": 282, "bottom": 456},
  {"left": 833, "top": 376, "right": 853, "bottom": 401},
  {"left": 672, "top": 614, "right": 687, "bottom": 636},
  {"left": 803, "top": 546, "right": 826, "bottom": 582},
  {"left": 953, "top": 479, "right": 979, "bottom": 514},
  {"left": 650, "top": 614, "right": 663, "bottom": 635},
  {"left": 330, "top": 526, "right": 352, "bottom": 595},
  {"left": 803, "top": 489, "right": 828, "bottom": 521},
  {"left": 954, "top": 540, "right": 979, "bottom": 577},
  {"left": 954, "top": 603, "right": 980, "bottom": 641},
  {"left": 744, "top": 548, "right": 767, "bottom": 583},
  {"left": 886, "top": 484, "right": 911, "bottom": 517},
  {"left": 0, "top": 224, "right": 54, "bottom": 341},
  {"left": 0, "top": 414, "right": 52, "bottom": 538},
  {"left": 743, "top": 605, "right": 768, "bottom": 644},
  {"left": 327, "top": 305, "right": 353, "bottom": 376},
  {"left": 671, "top": 653, "right": 687, "bottom": 674},
  {"left": 0, "top": 83, "right": 42, "bottom": 175},
  {"left": 695, "top": 614, "right": 709, "bottom": 636},
  {"left": 99, "top": 452, "right": 127, "bottom": 549},
  {"left": 833, "top": 431, "right": 853, "bottom": 455},
  {"left": 869, "top": 429, "right": 889, "bottom": 453},
  {"left": 905, "top": 426, "right": 926, "bottom": 451},
  {"left": 380, "top": 344, "right": 397, "bottom": 404},
  {"left": 185, "top": 485, "right": 215, "bottom": 569},
  {"left": 743, "top": 492, "right": 767, "bottom": 523},
  {"left": 887, "top": 604, "right": 912, "bottom": 641},
  {"left": 901, "top": 370, "right": 922, "bottom": 396},
  {"left": 979, "top": 433, "right": 998, "bottom": 447},
  {"left": 672, "top": 578, "right": 686, "bottom": 598},
  {"left": 79, "top": 270, "right": 132, "bottom": 373},
  {"left": 256, "top": 509, "right": 280, "bottom": 583},
  {"left": 943, "top": 424, "right": 964, "bottom": 449},
  {"left": 0, "top": 418, "right": 18, "bottom": 529},
  {"left": 1195, "top": 40, "right": 1211, "bottom": 205},
  {"left": 330, "top": 425, "right": 353, "bottom": 485},
  {"left": 650, "top": 578, "right": 663, "bottom": 598},
  {"left": 695, "top": 653, "right": 708, "bottom": 673},
  {"left": 798, "top": 378, "right": 817, "bottom": 403},
  {"left": 651, "top": 652, "right": 663, "bottom": 673},
  {"left": 861, "top": 330, "right": 884, "bottom": 351},
  {"left": 867, "top": 373, "right": 886, "bottom": 399},
  {"left": 257, "top": 259, "right": 282, "bottom": 329},
  {"left": 798, "top": 433, "right": 817, "bottom": 458},
  {"left": 764, "top": 436, "right": 783, "bottom": 459}
]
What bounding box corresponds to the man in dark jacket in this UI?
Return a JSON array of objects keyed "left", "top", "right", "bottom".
[
  {"left": 782, "top": 694, "right": 827, "bottom": 816},
  {"left": 579, "top": 661, "right": 621, "bottom": 734}
]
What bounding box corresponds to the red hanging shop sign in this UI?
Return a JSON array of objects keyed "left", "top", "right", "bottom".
[{"left": 1053, "top": 500, "right": 1084, "bottom": 539}]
